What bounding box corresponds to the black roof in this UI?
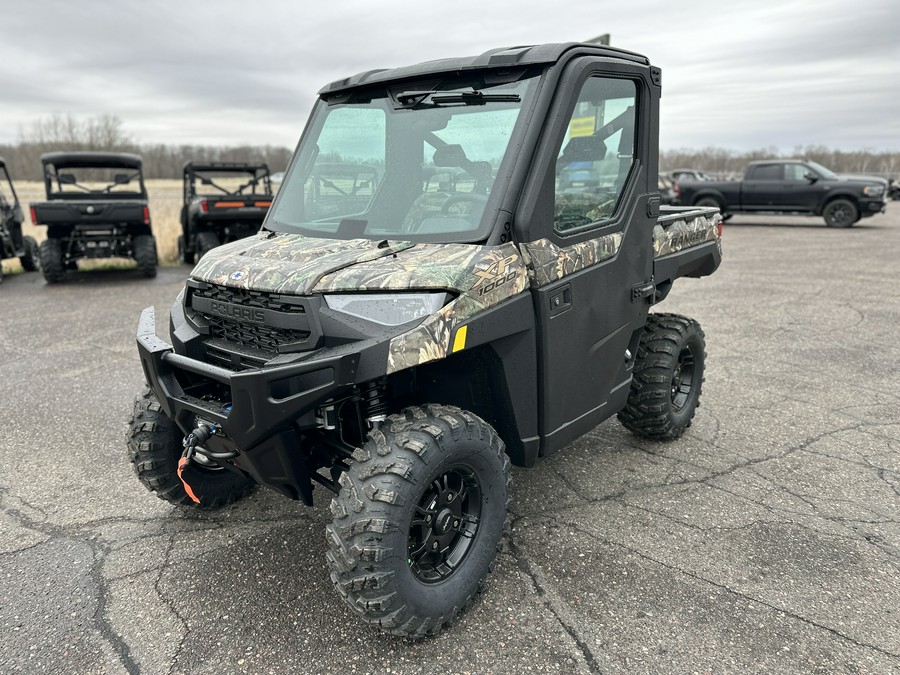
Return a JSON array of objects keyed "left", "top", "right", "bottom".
[
  {"left": 40, "top": 152, "right": 143, "bottom": 169},
  {"left": 746, "top": 159, "right": 810, "bottom": 165},
  {"left": 320, "top": 42, "right": 650, "bottom": 95},
  {"left": 184, "top": 161, "right": 269, "bottom": 173}
]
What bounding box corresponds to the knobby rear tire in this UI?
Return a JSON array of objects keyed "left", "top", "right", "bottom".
[
  {"left": 39, "top": 238, "right": 66, "bottom": 283},
  {"left": 133, "top": 235, "right": 158, "bottom": 278},
  {"left": 618, "top": 313, "right": 706, "bottom": 440},
  {"left": 20, "top": 236, "right": 40, "bottom": 271}
]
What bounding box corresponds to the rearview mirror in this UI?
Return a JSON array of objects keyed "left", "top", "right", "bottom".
[
  {"left": 114, "top": 173, "right": 131, "bottom": 185},
  {"left": 58, "top": 173, "right": 77, "bottom": 185},
  {"left": 200, "top": 177, "right": 214, "bottom": 185}
]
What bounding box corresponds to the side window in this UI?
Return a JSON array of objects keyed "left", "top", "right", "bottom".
[
  {"left": 554, "top": 77, "right": 636, "bottom": 233},
  {"left": 749, "top": 164, "right": 783, "bottom": 181},
  {"left": 784, "top": 164, "right": 809, "bottom": 181}
]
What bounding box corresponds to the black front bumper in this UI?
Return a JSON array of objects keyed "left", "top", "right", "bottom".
[{"left": 137, "top": 306, "right": 360, "bottom": 502}]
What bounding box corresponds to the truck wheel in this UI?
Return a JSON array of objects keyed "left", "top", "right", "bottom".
[
  {"left": 19, "top": 236, "right": 40, "bottom": 271},
  {"left": 40, "top": 238, "right": 66, "bottom": 283},
  {"left": 823, "top": 198, "right": 858, "bottom": 228},
  {"left": 695, "top": 196, "right": 726, "bottom": 219},
  {"left": 126, "top": 388, "right": 255, "bottom": 508},
  {"left": 177, "top": 235, "right": 194, "bottom": 265},
  {"left": 618, "top": 313, "right": 706, "bottom": 440},
  {"left": 196, "top": 231, "right": 221, "bottom": 259},
  {"left": 133, "top": 235, "right": 157, "bottom": 278},
  {"left": 325, "top": 405, "right": 510, "bottom": 637}
]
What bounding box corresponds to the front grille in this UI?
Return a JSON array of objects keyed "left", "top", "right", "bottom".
[
  {"left": 206, "top": 316, "right": 309, "bottom": 353},
  {"left": 188, "top": 281, "right": 314, "bottom": 357}
]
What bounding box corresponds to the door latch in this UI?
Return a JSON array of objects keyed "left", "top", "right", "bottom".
[{"left": 631, "top": 279, "right": 655, "bottom": 303}]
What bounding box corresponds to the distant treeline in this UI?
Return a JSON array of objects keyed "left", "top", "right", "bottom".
[
  {"left": 1, "top": 114, "right": 294, "bottom": 181},
  {"left": 661, "top": 146, "right": 900, "bottom": 179},
  {"left": 2, "top": 114, "right": 898, "bottom": 182}
]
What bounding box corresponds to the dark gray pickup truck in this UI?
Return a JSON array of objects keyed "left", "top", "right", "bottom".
[{"left": 677, "top": 159, "right": 888, "bottom": 227}]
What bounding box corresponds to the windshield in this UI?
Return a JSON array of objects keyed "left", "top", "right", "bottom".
[
  {"left": 269, "top": 74, "right": 538, "bottom": 242},
  {"left": 47, "top": 165, "right": 144, "bottom": 197},
  {"left": 806, "top": 160, "right": 837, "bottom": 180},
  {"left": 190, "top": 169, "right": 272, "bottom": 197}
]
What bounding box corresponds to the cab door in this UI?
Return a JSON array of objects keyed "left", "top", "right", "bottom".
[{"left": 515, "top": 58, "right": 659, "bottom": 456}]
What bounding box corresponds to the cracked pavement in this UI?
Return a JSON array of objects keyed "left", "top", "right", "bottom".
[{"left": 1, "top": 205, "right": 898, "bottom": 674}]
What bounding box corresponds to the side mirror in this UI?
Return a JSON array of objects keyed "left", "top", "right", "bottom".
[
  {"left": 804, "top": 171, "right": 818, "bottom": 183},
  {"left": 58, "top": 173, "right": 77, "bottom": 185},
  {"left": 558, "top": 135, "right": 607, "bottom": 167},
  {"left": 114, "top": 173, "right": 131, "bottom": 185}
]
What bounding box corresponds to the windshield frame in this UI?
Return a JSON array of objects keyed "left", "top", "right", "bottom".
[{"left": 265, "top": 70, "right": 542, "bottom": 244}]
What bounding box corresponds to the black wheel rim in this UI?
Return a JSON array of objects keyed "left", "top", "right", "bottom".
[
  {"left": 671, "top": 345, "right": 696, "bottom": 412},
  {"left": 829, "top": 203, "right": 851, "bottom": 225},
  {"left": 408, "top": 465, "right": 482, "bottom": 584}
]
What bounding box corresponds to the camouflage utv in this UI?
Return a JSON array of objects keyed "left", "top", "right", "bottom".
[{"left": 128, "top": 43, "right": 722, "bottom": 637}]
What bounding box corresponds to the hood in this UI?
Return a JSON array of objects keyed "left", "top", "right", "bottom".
[
  {"left": 190, "top": 232, "right": 416, "bottom": 295},
  {"left": 189, "top": 231, "right": 526, "bottom": 297},
  {"left": 836, "top": 173, "right": 888, "bottom": 186}
]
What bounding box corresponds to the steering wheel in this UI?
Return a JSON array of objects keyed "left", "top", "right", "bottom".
[{"left": 441, "top": 193, "right": 489, "bottom": 215}]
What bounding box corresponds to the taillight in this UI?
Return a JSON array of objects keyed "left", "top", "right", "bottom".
[
  {"left": 214, "top": 201, "right": 245, "bottom": 208},
  {"left": 143, "top": 206, "right": 151, "bottom": 225},
  {"left": 254, "top": 201, "right": 272, "bottom": 208},
  {"left": 717, "top": 220, "right": 723, "bottom": 237},
  {"left": 200, "top": 199, "right": 209, "bottom": 213},
  {"left": 30, "top": 206, "right": 38, "bottom": 225}
]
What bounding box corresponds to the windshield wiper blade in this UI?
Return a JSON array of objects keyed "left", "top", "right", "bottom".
[
  {"left": 430, "top": 91, "right": 520, "bottom": 104},
  {"left": 395, "top": 89, "right": 520, "bottom": 108}
]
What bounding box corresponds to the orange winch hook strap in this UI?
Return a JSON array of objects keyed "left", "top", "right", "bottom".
[{"left": 177, "top": 456, "right": 201, "bottom": 504}]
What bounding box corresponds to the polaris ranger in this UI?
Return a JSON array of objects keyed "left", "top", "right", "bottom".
[
  {"left": 128, "top": 42, "right": 722, "bottom": 637},
  {"left": 178, "top": 161, "right": 274, "bottom": 263},
  {"left": 0, "top": 158, "right": 40, "bottom": 283},
  {"left": 30, "top": 152, "right": 157, "bottom": 282}
]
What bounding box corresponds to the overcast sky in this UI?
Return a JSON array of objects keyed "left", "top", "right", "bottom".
[{"left": 1, "top": 0, "right": 898, "bottom": 152}]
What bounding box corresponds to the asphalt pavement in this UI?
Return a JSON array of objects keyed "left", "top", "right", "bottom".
[{"left": 1, "top": 205, "right": 898, "bottom": 674}]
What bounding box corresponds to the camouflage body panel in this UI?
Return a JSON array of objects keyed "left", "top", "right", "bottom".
[
  {"left": 521, "top": 232, "right": 623, "bottom": 287},
  {"left": 653, "top": 212, "right": 722, "bottom": 258},
  {"left": 190, "top": 231, "right": 415, "bottom": 294},
  {"left": 384, "top": 243, "right": 528, "bottom": 373}
]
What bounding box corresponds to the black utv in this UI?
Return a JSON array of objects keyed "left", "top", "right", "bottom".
[
  {"left": 30, "top": 152, "right": 157, "bottom": 283},
  {"left": 128, "top": 42, "right": 723, "bottom": 637},
  {"left": 0, "top": 158, "right": 40, "bottom": 283},
  {"left": 178, "top": 162, "right": 273, "bottom": 263}
]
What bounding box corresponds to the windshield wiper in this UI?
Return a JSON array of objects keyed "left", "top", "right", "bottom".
[{"left": 396, "top": 89, "right": 520, "bottom": 108}]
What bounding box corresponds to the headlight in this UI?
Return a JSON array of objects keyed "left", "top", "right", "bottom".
[
  {"left": 324, "top": 292, "right": 450, "bottom": 326},
  {"left": 863, "top": 185, "right": 885, "bottom": 196}
]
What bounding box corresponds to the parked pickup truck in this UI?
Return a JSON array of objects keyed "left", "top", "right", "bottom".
[
  {"left": 677, "top": 159, "right": 887, "bottom": 227},
  {"left": 128, "top": 42, "right": 722, "bottom": 637}
]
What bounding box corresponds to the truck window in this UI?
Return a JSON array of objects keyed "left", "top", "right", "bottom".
[
  {"left": 553, "top": 77, "right": 636, "bottom": 233},
  {"left": 748, "top": 164, "right": 783, "bottom": 181},
  {"left": 784, "top": 164, "right": 811, "bottom": 181}
]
